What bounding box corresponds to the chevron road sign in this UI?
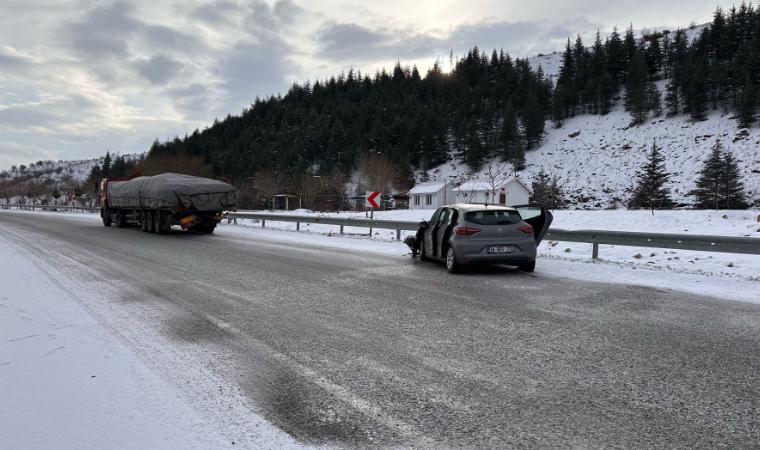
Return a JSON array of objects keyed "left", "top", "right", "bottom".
[{"left": 365, "top": 191, "right": 380, "bottom": 208}]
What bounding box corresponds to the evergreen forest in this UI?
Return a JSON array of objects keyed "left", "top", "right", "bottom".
[{"left": 144, "top": 3, "right": 760, "bottom": 194}]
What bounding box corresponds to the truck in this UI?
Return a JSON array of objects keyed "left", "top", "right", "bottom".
[{"left": 99, "top": 172, "right": 237, "bottom": 234}]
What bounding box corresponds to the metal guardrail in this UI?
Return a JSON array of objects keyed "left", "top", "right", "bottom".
[
  {"left": 4, "top": 206, "right": 759, "bottom": 257},
  {"left": 227, "top": 212, "right": 419, "bottom": 240},
  {"left": 544, "top": 228, "right": 760, "bottom": 257},
  {"left": 227, "top": 212, "right": 760, "bottom": 258},
  {"left": 1, "top": 204, "right": 99, "bottom": 213}
]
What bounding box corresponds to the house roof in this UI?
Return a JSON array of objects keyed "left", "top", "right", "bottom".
[
  {"left": 409, "top": 181, "right": 449, "bottom": 194},
  {"left": 452, "top": 177, "right": 532, "bottom": 194}
]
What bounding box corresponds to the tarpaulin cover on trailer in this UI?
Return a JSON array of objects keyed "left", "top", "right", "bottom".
[{"left": 107, "top": 173, "right": 237, "bottom": 211}]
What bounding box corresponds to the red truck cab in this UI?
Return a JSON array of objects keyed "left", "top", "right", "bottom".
[{"left": 98, "top": 171, "right": 141, "bottom": 207}]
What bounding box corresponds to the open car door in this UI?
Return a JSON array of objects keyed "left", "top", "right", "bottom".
[{"left": 512, "top": 204, "right": 553, "bottom": 246}]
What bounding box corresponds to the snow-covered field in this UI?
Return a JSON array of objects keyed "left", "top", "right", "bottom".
[{"left": 2, "top": 207, "right": 758, "bottom": 449}]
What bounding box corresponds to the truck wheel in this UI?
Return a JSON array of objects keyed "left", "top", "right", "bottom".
[
  {"left": 146, "top": 211, "right": 155, "bottom": 233},
  {"left": 140, "top": 211, "right": 148, "bottom": 232},
  {"left": 202, "top": 226, "right": 215, "bottom": 234},
  {"left": 115, "top": 211, "right": 126, "bottom": 228},
  {"left": 154, "top": 211, "right": 165, "bottom": 235},
  {"left": 102, "top": 209, "right": 112, "bottom": 227}
]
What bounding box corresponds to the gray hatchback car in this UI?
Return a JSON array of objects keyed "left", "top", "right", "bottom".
[{"left": 416, "top": 203, "right": 553, "bottom": 273}]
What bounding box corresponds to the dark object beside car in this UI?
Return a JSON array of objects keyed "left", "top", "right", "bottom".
[{"left": 407, "top": 203, "right": 553, "bottom": 273}]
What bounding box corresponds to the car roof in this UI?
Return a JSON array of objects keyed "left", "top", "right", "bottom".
[{"left": 443, "top": 203, "right": 518, "bottom": 213}]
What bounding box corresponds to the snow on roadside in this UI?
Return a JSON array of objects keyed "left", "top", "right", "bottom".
[
  {"left": 0, "top": 237, "right": 233, "bottom": 450},
  {"left": 220, "top": 208, "right": 760, "bottom": 285},
  {"left": 0, "top": 207, "right": 758, "bottom": 450}
]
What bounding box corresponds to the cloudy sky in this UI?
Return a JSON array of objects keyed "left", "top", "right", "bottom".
[{"left": 0, "top": 0, "right": 718, "bottom": 170}]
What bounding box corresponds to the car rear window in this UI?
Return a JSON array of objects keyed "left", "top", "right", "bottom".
[{"left": 465, "top": 210, "right": 522, "bottom": 225}]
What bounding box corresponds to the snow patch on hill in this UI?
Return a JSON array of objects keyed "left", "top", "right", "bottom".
[
  {"left": 419, "top": 93, "right": 760, "bottom": 210},
  {"left": 0, "top": 158, "right": 102, "bottom": 186}
]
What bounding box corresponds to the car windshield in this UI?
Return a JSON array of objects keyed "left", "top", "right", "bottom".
[{"left": 465, "top": 210, "right": 521, "bottom": 225}]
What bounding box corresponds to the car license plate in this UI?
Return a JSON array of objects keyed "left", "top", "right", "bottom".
[{"left": 488, "top": 245, "right": 514, "bottom": 254}]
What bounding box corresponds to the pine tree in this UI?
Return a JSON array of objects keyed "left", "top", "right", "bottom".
[
  {"left": 625, "top": 49, "right": 650, "bottom": 124},
  {"left": 623, "top": 24, "right": 638, "bottom": 82},
  {"left": 501, "top": 101, "right": 519, "bottom": 160},
  {"left": 606, "top": 26, "right": 625, "bottom": 91},
  {"left": 722, "top": 149, "right": 749, "bottom": 209},
  {"left": 521, "top": 92, "right": 544, "bottom": 149},
  {"left": 692, "top": 140, "right": 725, "bottom": 209},
  {"left": 737, "top": 75, "right": 757, "bottom": 128},
  {"left": 686, "top": 61, "right": 709, "bottom": 120},
  {"left": 645, "top": 34, "right": 663, "bottom": 78},
  {"left": 531, "top": 169, "right": 552, "bottom": 204},
  {"left": 630, "top": 140, "right": 674, "bottom": 213},
  {"left": 550, "top": 175, "right": 567, "bottom": 207},
  {"left": 531, "top": 168, "right": 566, "bottom": 209},
  {"left": 102, "top": 151, "right": 112, "bottom": 177},
  {"left": 511, "top": 144, "right": 526, "bottom": 172},
  {"left": 647, "top": 82, "right": 662, "bottom": 117}
]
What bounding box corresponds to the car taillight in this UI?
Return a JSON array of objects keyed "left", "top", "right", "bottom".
[
  {"left": 518, "top": 225, "right": 534, "bottom": 235},
  {"left": 455, "top": 226, "right": 481, "bottom": 236}
]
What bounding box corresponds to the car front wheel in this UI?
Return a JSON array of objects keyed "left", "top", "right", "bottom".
[{"left": 446, "top": 247, "right": 461, "bottom": 274}]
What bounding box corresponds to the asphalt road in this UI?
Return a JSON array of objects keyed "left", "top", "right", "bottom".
[{"left": 2, "top": 210, "right": 759, "bottom": 449}]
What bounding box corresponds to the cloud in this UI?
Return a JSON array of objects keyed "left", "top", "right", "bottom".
[
  {"left": 166, "top": 83, "right": 213, "bottom": 121},
  {"left": 0, "top": 140, "right": 61, "bottom": 170},
  {"left": 314, "top": 16, "right": 604, "bottom": 67},
  {"left": 273, "top": 0, "right": 304, "bottom": 25},
  {"left": 315, "top": 22, "right": 441, "bottom": 65},
  {"left": 189, "top": 0, "right": 246, "bottom": 26},
  {"left": 0, "top": 46, "right": 39, "bottom": 76},
  {"left": 63, "top": 1, "right": 138, "bottom": 59},
  {"left": 216, "top": 40, "right": 291, "bottom": 114},
  {"left": 134, "top": 55, "right": 184, "bottom": 85},
  {"left": 63, "top": 1, "right": 207, "bottom": 63}
]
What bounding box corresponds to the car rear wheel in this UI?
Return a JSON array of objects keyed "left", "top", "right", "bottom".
[
  {"left": 446, "top": 247, "right": 460, "bottom": 274},
  {"left": 518, "top": 261, "right": 536, "bottom": 273}
]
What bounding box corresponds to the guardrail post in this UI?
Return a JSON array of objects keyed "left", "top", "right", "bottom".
[
  {"left": 296, "top": 222, "right": 300, "bottom": 231},
  {"left": 592, "top": 242, "right": 599, "bottom": 259},
  {"left": 340, "top": 225, "right": 344, "bottom": 234},
  {"left": 262, "top": 219, "right": 266, "bottom": 228},
  {"left": 396, "top": 229, "right": 401, "bottom": 241}
]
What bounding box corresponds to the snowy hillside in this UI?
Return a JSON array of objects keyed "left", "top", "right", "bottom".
[
  {"left": 528, "top": 25, "right": 707, "bottom": 80},
  {"left": 0, "top": 158, "right": 102, "bottom": 186},
  {"left": 527, "top": 99, "right": 759, "bottom": 209},
  {"left": 0, "top": 153, "right": 144, "bottom": 201},
  {"left": 420, "top": 86, "right": 760, "bottom": 209},
  {"left": 421, "top": 25, "right": 760, "bottom": 210}
]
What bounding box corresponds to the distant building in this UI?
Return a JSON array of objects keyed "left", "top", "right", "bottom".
[
  {"left": 408, "top": 181, "right": 456, "bottom": 210},
  {"left": 452, "top": 177, "right": 532, "bottom": 205}
]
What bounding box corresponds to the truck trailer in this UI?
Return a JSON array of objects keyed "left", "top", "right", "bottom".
[{"left": 99, "top": 172, "right": 237, "bottom": 234}]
